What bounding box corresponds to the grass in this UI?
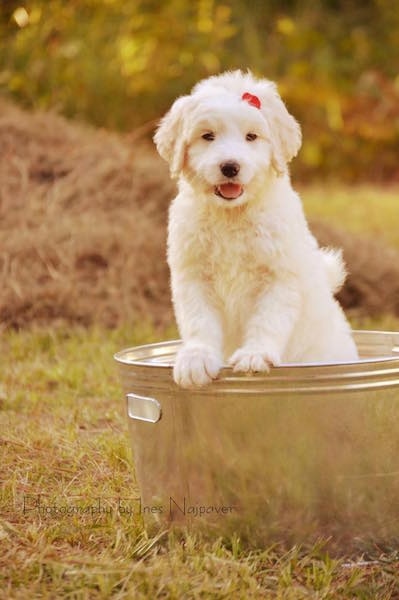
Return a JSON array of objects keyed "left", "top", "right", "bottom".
[
  {"left": 1, "top": 184, "right": 399, "bottom": 597},
  {"left": 302, "top": 185, "right": 399, "bottom": 249},
  {"left": 1, "top": 319, "right": 399, "bottom": 598}
]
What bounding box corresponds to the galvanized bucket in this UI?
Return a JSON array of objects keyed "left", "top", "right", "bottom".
[{"left": 114, "top": 330, "right": 399, "bottom": 555}]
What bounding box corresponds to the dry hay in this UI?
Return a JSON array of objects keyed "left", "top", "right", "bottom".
[
  {"left": 0, "top": 98, "right": 398, "bottom": 331},
  {"left": 0, "top": 98, "right": 174, "bottom": 330},
  {"left": 311, "top": 220, "right": 399, "bottom": 318}
]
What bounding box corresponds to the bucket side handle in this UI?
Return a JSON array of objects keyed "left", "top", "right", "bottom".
[{"left": 126, "top": 393, "right": 162, "bottom": 423}]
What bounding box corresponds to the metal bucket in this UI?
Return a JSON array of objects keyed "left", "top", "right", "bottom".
[{"left": 114, "top": 330, "right": 399, "bottom": 554}]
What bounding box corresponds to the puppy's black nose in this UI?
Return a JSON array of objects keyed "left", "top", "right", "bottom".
[{"left": 220, "top": 161, "right": 240, "bottom": 178}]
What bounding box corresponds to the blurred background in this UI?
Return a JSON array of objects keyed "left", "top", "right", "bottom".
[
  {"left": 1, "top": 0, "right": 399, "bottom": 182},
  {"left": 0, "top": 0, "right": 398, "bottom": 331}
]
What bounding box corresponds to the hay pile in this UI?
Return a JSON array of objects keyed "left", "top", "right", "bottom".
[
  {"left": 0, "top": 99, "right": 398, "bottom": 331},
  {"left": 312, "top": 220, "right": 399, "bottom": 318},
  {"left": 0, "top": 98, "right": 175, "bottom": 330}
]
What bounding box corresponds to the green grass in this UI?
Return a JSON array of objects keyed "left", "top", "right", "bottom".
[
  {"left": 302, "top": 185, "right": 399, "bottom": 249},
  {"left": 1, "top": 321, "right": 399, "bottom": 598},
  {"left": 1, "top": 185, "right": 399, "bottom": 597}
]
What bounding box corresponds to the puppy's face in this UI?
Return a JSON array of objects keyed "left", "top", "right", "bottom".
[
  {"left": 185, "top": 98, "right": 273, "bottom": 207},
  {"left": 154, "top": 71, "right": 302, "bottom": 208}
]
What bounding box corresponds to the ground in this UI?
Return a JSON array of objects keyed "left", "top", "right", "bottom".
[{"left": 1, "top": 100, "right": 399, "bottom": 598}]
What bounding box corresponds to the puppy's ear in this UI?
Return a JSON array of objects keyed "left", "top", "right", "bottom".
[
  {"left": 258, "top": 82, "right": 302, "bottom": 176},
  {"left": 154, "top": 95, "right": 192, "bottom": 179}
]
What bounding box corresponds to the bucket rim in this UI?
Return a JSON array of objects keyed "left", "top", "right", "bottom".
[
  {"left": 114, "top": 330, "right": 399, "bottom": 394},
  {"left": 114, "top": 329, "right": 399, "bottom": 369}
]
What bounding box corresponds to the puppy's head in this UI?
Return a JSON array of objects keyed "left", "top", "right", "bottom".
[{"left": 154, "top": 70, "right": 301, "bottom": 207}]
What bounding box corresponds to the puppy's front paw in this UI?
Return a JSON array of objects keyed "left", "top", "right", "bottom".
[
  {"left": 228, "top": 346, "right": 281, "bottom": 374},
  {"left": 173, "top": 344, "right": 223, "bottom": 388}
]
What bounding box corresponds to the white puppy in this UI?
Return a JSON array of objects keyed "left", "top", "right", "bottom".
[{"left": 154, "top": 70, "right": 358, "bottom": 388}]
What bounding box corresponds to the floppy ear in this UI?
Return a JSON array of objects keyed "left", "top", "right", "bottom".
[
  {"left": 154, "top": 95, "right": 192, "bottom": 179},
  {"left": 257, "top": 82, "right": 302, "bottom": 176}
]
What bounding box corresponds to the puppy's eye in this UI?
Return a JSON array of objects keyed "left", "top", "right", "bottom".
[
  {"left": 246, "top": 133, "right": 258, "bottom": 142},
  {"left": 202, "top": 132, "right": 215, "bottom": 141}
]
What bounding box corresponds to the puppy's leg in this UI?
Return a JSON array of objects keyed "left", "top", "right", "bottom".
[
  {"left": 229, "top": 278, "right": 300, "bottom": 373},
  {"left": 172, "top": 279, "right": 223, "bottom": 388}
]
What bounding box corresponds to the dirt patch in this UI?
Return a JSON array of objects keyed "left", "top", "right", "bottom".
[{"left": 0, "top": 99, "right": 398, "bottom": 331}]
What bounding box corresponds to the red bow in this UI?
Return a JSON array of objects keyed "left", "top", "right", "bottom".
[{"left": 242, "top": 92, "right": 261, "bottom": 109}]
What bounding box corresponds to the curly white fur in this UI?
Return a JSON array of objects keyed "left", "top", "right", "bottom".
[{"left": 154, "top": 70, "right": 358, "bottom": 388}]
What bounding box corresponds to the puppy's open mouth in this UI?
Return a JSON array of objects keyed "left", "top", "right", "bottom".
[{"left": 215, "top": 183, "right": 243, "bottom": 200}]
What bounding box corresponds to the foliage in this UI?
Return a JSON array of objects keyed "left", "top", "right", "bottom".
[{"left": 1, "top": 1, "right": 399, "bottom": 179}]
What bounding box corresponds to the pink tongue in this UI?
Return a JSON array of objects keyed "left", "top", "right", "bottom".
[{"left": 218, "top": 183, "right": 243, "bottom": 199}]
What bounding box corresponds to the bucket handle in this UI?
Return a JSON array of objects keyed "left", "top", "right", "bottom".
[{"left": 126, "top": 393, "right": 162, "bottom": 423}]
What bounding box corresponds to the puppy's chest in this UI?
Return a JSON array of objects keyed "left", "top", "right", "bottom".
[{"left": 196, "top": 222, "right": 274, "bottom": 296}]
